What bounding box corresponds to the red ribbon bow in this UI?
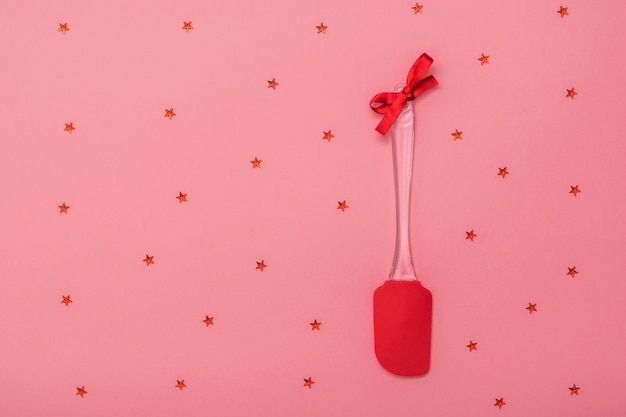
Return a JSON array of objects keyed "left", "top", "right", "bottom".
[{"left": 370, "top": 53, "right": 438, "bottom": 135}]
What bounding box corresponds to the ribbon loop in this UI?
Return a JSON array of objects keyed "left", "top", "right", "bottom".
[{"left": 370, "top": 53, "right": 438, "bottom": 135}]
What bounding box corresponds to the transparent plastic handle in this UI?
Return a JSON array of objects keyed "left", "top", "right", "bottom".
[{"left": 389, "top": 83, "right": 418, "bottom": 281}]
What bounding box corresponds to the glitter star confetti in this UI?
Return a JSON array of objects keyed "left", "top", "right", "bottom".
[
  {"left": 498, "top": 167, "right": 509, "bottom": 178},
  {"left": 164, "top": 108, "right": 176, "bottom": 120},
  {"left": 267, "top": 78, "right": 279, "bottom": 89},
  {"left": 478, "top": 53, "right": 490, "bottom": 65},
  {"left": 465, "top": 230, "right": 477, "bottom": 241},
  {"left": 557, "top": 6, "right": 569, "bottom": 17},
  {"left": 176, "top": 192, "right": 187, "bottom": 203},
  {"left": 337, "top": 201, "right": 349, "bottom": 212},
  {"left": 494, "top": 398, "right": 506, "bottom": 409},
  {"left": 566, "top": 88, "right": 577, "bottom": 100},
  {"left": 310, "top": 320, "right": 321, "bottom": 330},
  {"left": 322, "top": 130, "right": 334, "bottom": 142},
  {"left": 58, "top": 203, "right": 70, "bottom": 213},
  {"left": 303, "top": 377, "right": 315, "bottom": 388},
  {"left": 203, "top": 316, "right": 214, "bottom": 327},
  {"left": 451, "top": 129, "right": 463, "bottom": 141},
  {"left": 175, "top": 380, "right": 186, "bottom": 391},
  {"left": 250, "top": 157, "right": 262, "bottom": 168},
  {"left": 569, "top": 384, "right": 580, "bottom": 395},
  {"left": 412, "top": 3, "right": 423, "bottom": 13},
  {"left": 526, "top": 303, "right": 537, "bottom": 314},
  {"left": 76, "top": 386, "right": 87, "bottom": 397},
  {"left": 466, "top": 340, "right": 477, "bottom": 352},
  {"left": 58, "top": 23, "right": 69, "bottom": 34},
  {"left": 64, "top": 123, "right": 75, "bottom": 134},
  {"left": 143, "top": 255, "right": 154, "bottom": 266},
  {"left": 182, "top": 21, "right": 193, "bottom": 32},
  {"left": 256, "top": 260, "right": 267, "bottom": 272},
  {"left": 316, "top": 23, "right": 328, "bottom": 33},
  {"left": 567, "top": 266, "right": 578, "bottom": 278},
  {"left": 569, "top": 185, "right": 581, "bottom": 196},
  {"left": 61, "top": 295, "right": 72, "bottom": 307}
]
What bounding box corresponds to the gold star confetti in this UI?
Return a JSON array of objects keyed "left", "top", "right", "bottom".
[
  {"left": 76, "top": 386, "right": 87, "bottom": 397},
  {"left": 337, "top": 201, "right": 349, "bottom": 212},
  {"left": 58, "top": 202, "right": 70, "bottom": 213},
  {"left": 175, "top": 380, "right": 186, "bottom": 391},
  {"left": 58, "top": 23, "right": 69, "bottom": 34},
  {"left": 143, "top": 255, "right": 154, "bottom": 266},
  {"left": 412, "top": 3, "right": 424, "bottom": 13},
  {"left": 569, "top": 384, "right": 580, "bottom": 395},
  {"left": 494, "top": 398, "right": 506, "bottom": 409},
  {"left": 465, "top": 230, "right": 477, "bottom": 242},
  {"left": 310, "top": 320, "right": 321, "bottom": 331},
  {"left": 569, "top": 185, "right": 581, "bottom": 196},
  {"left": 451, "top": 129, "right": 463, "bottom": 141},
  {"left": 164, "top": 108, "right": 176, "bottom": 119},
  {"left": 526, "top": 303, "right": 537, "bottom": 314},
  {"left": 478, "top": 53, "right": 490, "bottom": 65},
  {"left": 316, "top": 23, "right": 327, "bottom": 33},
  {"left": 267, "top": 78, "right": 279, "bottom": 89},
  {"left": 498, "top": 167, "right": 509, "bottom": 178},
  {"left": 557, "top": 6, "right": 569, "bottom": 17},
  {"left": 182, "top": 21, "right": 193, "bottom": 32},
  {"left": 203, "top": 315, "right": 214, "bottom": 327},
  {"left": 567, "top": 266, "right": 578, "bottom": 278},
  {"left": 256, "top": 260, "right": 267, "bottom": 272},
  {"left": 466, "top": 340, "right": 477, "bottom": 352},
  {"left": 61, "top": 295, "right": 72, "bottom": 307},
  {"left": 250, "top": 157, "right": 262, "bottom": 168},
  {"left": 176, "top": 192, "right": 187, "bottom": 203},
  {"left": 322, "top": 130, "right": 334, "bottom": 142},
  {"left": 64, "top": 122, "right": 75, "bottom": 134},
  {"left": 303, "top": 377, "right": 315, "bottom": 388},
  {"left": 566, "top": 88, "right": 577, "bottom": 100}
]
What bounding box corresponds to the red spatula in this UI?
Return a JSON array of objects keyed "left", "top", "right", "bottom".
[{"left": 370, "top": 54, "right": 438, "bottom": 376}]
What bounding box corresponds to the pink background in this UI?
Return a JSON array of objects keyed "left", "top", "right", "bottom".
[{"left": 1, "top": 0, "right": 625, "bottom": 416}]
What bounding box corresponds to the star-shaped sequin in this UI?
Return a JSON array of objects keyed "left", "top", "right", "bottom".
[
  {"left": 58, "top": 23, "right": 69, "bottom": 34},
  {"left": 64, "top": 122, "right": 75, "bottom": 134},
  {"left": 256, "top": 260, "right": 267, "bottom": 272},
  {"left": 567, "top": 266, "right": 578, "bottom": 278},
  {"left": 61, "top": 295, "right": 72, "bottom": 307},
  {"left": 76, "top": 386, "right": 87, "bottom": 397},
  {"left": 569, "top": 185, "right": 581, "bottom": 196},
  {"left": 203, "top": 315, "right": 214, "bottom": 327},
  {"left": 412, "top": 3, "right": 424, "bottom": 13},
  {"left": 322, "top": 130, "right": 334, "bottom": 142},
  {"left": 526, "top": 302, "right": 537, "bottom": 314},
  {"left": 451, "top": 129, "right": 463, "bottom": 141},
  {"left": 310, "top": 320, "right": 321, "bottom": 330},
  {"left": 465, "top": 230, "right": 477, "bottom": 241},
  {"left": 250, "top": 157, "right": 262, "bottom": 168},
  {"left": 303, "top": 377, "right": 315, "bottom": 388},
  {"left": 58, "top": 202, "right": 70, "bottom": 213},
  {"left": 182, "top": 21, "right": 193, "bottom": 32},
  {"left": 494, "top": 398, "right": 506, "bottom": 409},
  {"left": 498, "top": 167, "right": 509, "bottom": 178},
  {"left": 557, "top": 6, "right": 569, "bottom": 17},
  {"left": 164, "top": 108, "right": 176, "bottom": 120},
  {"left": 466, "top": 340, "right": 477, "bottom": 352},
  {"left": 176, "top": 192, "right": 187, "bottom": 203},
  {"left": 478, "top": 53, "right": 489, "bottom": 65},
  {"left": 143, "top": 255, "right": 154, "bottom": 266},
  {"left": 337, "top": 201, "right": 349, "bottom": 212},
  {"left": 316, "top": 23, "right": 327, "bottom": 33},
  {"left": 566, "top": 88, "right": 577, "bottom": 100},
  {"left": 569, "top": 384, "right": 580, "bottom": 395},
  {"left": 175, "top": 380, "right": 186, "bottom": 391},
  {"left": 267, "top": 78, "right": 279, "bottom": 89}
]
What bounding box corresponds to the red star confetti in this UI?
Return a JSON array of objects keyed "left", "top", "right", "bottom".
[
  {"left": 337, "top": 201, "right": 349, "bottom": 212},
  {"left": 451, "top": 129, "right": 463, "bottom": 141},
  {"left": 498, "top": 167, "right": 509, "bottom": 178},
  {"left": 310, "top": 320, "right": 321, "bottom": 330},
  {"left": 567, "top": 266, "right": 578, "bottom": 278},
  {"left": 322, "top": 130, "right": 334, "bottom": 142},
  {"left": 569, "top": 384, "right": 580, "bottom": 395},
  {"left": 569, "top": 185, "right": 581, "bottom": 196},
  {"left": 526, "top": 303, "right": 537, "bottom": 314},
  {"left": 494, "top": 398, "right": 506, "bottom": 409},
  {"left": 58, "top": 202, "right": 70, "bottom": 213},
  {"left": 303, "top": 377, "right": 315, "bottom": 388},
  {"left": 478, "top": 53, "right": 489, "bottom": 65},
  {"left": 176, "top": 192, "right": 187, "bottom": 203},
  {"left": 557, "top": 6, "right": 569, "bottom": 17},
  {"left": 175, "top": 380, "right": 186, "bottom": 391},
  {"left": 267, "top": 78, "right": 279, "bottom": 89},
  {"left": 256, "top": 260, "right": 267, "bottom": 272},
  {"left": 316, "top": 23, "right": 327, "bottom": 33},
  {"left": 203, "top": 316, "right": 214, "bottom": 327},
  {"left": 465, "top": 230, "right": 477, "bottom": 241},
  {"left": 182, "top": 21, "right": 193, "bottom": 32},
  {"left": 76, "top": 386, "right": 87, "bottom": 397},
  {"left": 164, "top": 108, "right": 176, "bottom": 120},
  {"left": 64, "top": 123, "right": 75, "bottom": 134},
  {"left": 566, "top": 88, "right": 577, "bottom": 100},
  {"left": 250, "top": 157, "right": 262, "bottom": 168},
  {"left": 143, "top": 255, "right": 154, "bottom": 266},
  {"left": 412, "top": 3, "right": 424, "bottom": 13},
  {"left": 58, "top": 23, "right": 69, "bottom": 34},
  {"left": 61, "top": 295, "right": 72, "bottom": 307},
  {"left": 466, "top": 340, "right": 477, "bottom": 352}
]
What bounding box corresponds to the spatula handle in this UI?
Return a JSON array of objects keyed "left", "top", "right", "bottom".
[{"left": 389, "top": 84, "right": 417, "bottom": 281}]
